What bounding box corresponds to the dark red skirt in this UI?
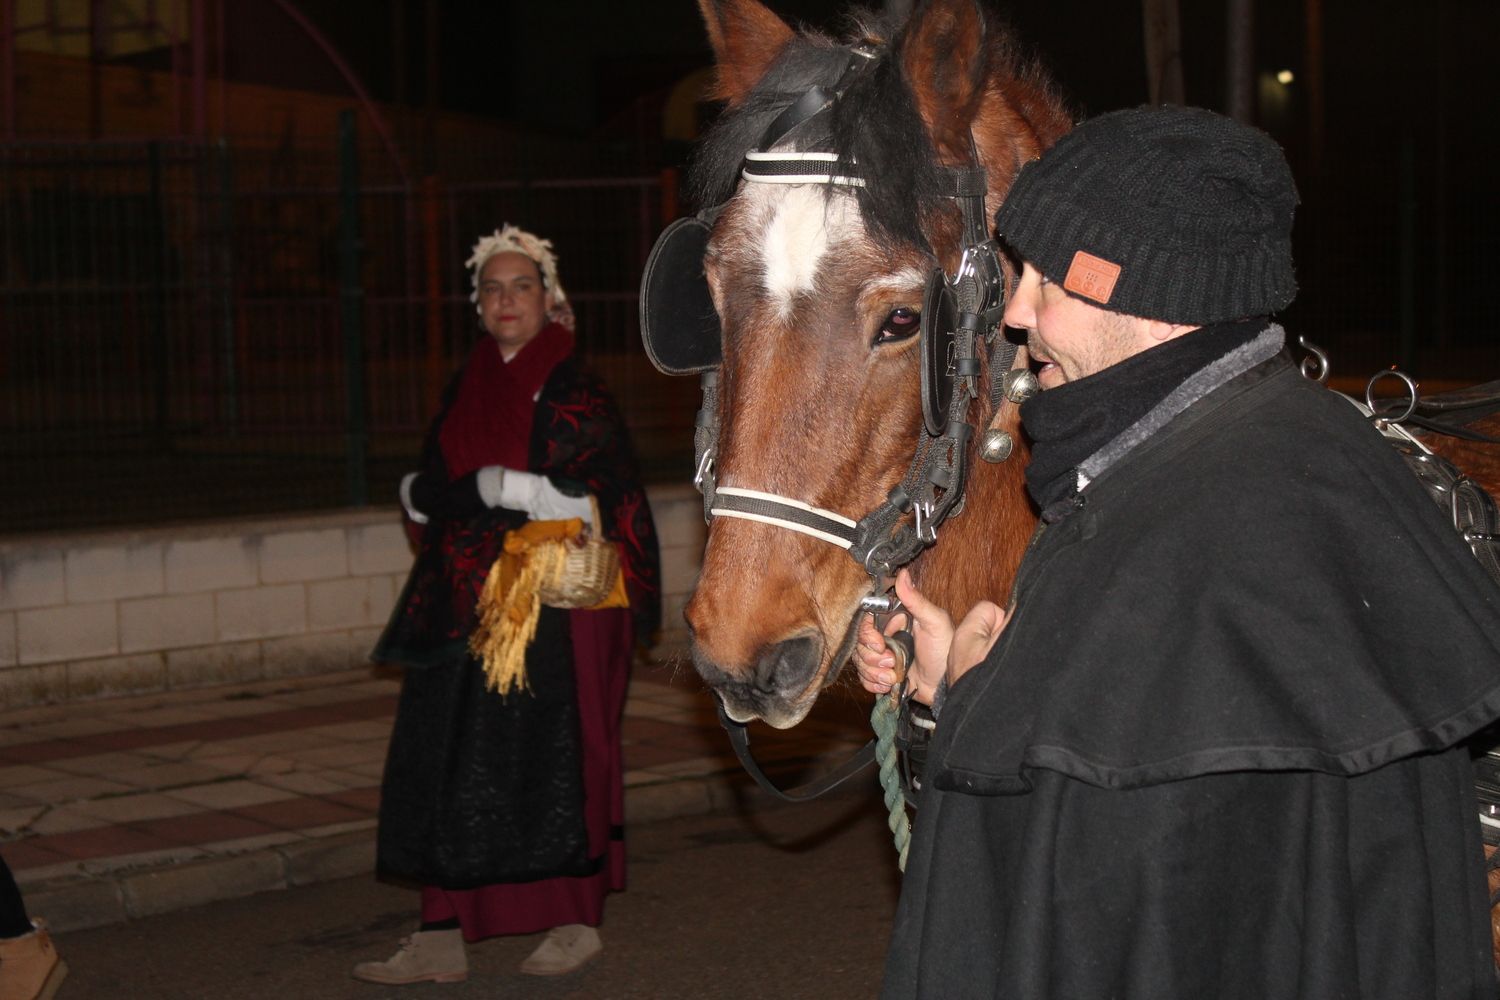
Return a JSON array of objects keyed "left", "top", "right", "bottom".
[{"left": 420, "top": 607, "right": 631, "bottom": 939}]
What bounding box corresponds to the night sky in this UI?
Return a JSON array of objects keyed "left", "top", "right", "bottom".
[
  {"left": 225, "top": 1, "right": 1498, "bottom": 208},
  {"left": 226, "top": 0, "right": 1496, "bottom": 368},
  {"left": 254, "top": 1, "right": 1492, "bottom": 146}
]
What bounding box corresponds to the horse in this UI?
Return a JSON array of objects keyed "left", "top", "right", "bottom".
[
  {"left": 657, "top": 0, "right": 1072, "bottom": 730},
  {"left": 657, "top": 0, "right": 1500, "bottom": 726},
  {"left": 653, "top": 0, "right": 1500, "bottom": 967}
]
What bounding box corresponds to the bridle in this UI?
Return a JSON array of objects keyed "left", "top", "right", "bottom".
[
  {"left": 681, "top": 45, "right": 1035, "bottom": 605},
  {"left": 640, "top": 42, "right": 1038, "bottom": 802}
]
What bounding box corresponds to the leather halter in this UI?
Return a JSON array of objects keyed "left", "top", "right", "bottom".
[
  {"left": 691, "top": 47, "right": 1017, "bottom": 593},
  {"left": 694, "top": 45, "right": 1017, "bottom": 802}
]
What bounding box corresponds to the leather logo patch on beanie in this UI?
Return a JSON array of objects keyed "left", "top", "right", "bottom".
[{"left": 1063, "top": 251, "right": 1121, "bottom": 305}]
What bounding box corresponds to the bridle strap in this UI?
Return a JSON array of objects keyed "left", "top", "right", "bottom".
[
  {"left": 756, "top": 44, "right": 877, "bottom": 152},
  {"left": 716, "top": 698, "right": 877, "bottom": 802},
  {"left": 742, "top": 151, "right": 866, "bottom": 187},
  {"left": 709, "top": 486, "right": 857, "bottom": 549},
  {"left": 759, "top": 85, "right": 834, "bottom": 149}
]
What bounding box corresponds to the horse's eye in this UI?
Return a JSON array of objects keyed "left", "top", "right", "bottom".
[{"left": 876, "top": 307, "right": 921, "bottom": 344}]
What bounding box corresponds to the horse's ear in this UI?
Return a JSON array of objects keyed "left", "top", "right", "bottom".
[
  {"left": 699, "top": 0, "right": 795, "bottom": 106},
  {"left": 898, "top": 0, "right": 989, "bottom": 161}
]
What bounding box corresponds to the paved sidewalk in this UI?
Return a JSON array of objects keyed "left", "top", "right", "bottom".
[{"left": 0, "top": 662, "right": 877, "bottom": 933}]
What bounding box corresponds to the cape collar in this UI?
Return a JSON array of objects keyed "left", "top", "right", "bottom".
[{"left": 1022, "top": 321, "right": 1286, "bottom": 522}]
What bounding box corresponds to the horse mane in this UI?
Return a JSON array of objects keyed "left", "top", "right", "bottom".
[{"left": 687, "top": 9, "right": 1064, "bottom": 256}]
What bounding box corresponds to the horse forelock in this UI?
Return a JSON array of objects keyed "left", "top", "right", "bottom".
[
  {"left": 688, "top": 34, "right": 850, "bottom": 210},
  {"left": 688, "top": 17, "right": 938, "bottom": 245},
  {"left": 691, "top": 18, "right": 1031, "bottom": 270}
]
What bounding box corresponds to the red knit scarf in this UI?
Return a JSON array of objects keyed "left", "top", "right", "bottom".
[{"left": 438, "top": 323, "right": 574, "bottom": 479}]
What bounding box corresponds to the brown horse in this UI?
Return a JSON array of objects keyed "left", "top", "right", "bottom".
[
  {"left": 673, "top": 0, "right": 1500, "bottom": 966},
  {"left": 678, "top": 0, "right": 1070, "bottom": 728}
]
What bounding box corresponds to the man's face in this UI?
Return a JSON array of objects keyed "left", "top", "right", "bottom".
[{"left": 1003, "top": 262, "right": 1146, "bottom": 389}]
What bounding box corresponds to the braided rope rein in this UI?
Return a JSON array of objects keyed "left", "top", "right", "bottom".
[{"left": 871, "top": 692, "right": 911, "bottom": 871}]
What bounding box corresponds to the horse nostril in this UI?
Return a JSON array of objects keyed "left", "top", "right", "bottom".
[{"left": 751, "top": 635, "right": 821, "bottom": 695}]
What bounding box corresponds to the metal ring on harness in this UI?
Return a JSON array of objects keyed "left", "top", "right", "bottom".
[{"left": 1365, "top": 368, "right": 1420, "bottom": 426}]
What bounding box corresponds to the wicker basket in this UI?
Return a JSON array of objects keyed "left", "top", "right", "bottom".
[
  {"left": 469, "top": 495, "right": 626, "bottom": 697},
  {"left": 537, "top": 496, "right": 621, "bottom": 608}
]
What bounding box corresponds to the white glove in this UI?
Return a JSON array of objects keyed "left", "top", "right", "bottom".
[{"left": 477, "top": 467, "right": 593, "bottom": 523}]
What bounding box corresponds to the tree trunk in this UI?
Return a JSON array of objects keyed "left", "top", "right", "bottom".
[
  {"left": 1142, "top": 0, "right": 1185, "bottom": 105},
  {"left": 1225, "top": 0, "right": 1256, "bottom": 122},
  {"left": 1304, "top": 0, "right": 1325, "bottom": 173}
]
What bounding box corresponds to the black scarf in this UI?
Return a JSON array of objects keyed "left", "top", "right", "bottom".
[{"left": 1020, "top": 318, "right": 1269, "bottom": 515}]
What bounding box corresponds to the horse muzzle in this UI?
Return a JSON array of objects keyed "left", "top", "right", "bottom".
[{"left": 691, "top": 632, "right": 825, "bottom": 729}]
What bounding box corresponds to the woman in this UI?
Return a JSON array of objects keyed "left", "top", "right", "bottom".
[{"left": 354, "top": 225, "right": 660, "bottom": 986}]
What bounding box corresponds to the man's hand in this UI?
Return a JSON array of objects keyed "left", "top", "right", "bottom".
[
  {"left": 854, "top": 570, "right": 952, "bottom": 703},
  {"left": 853, "top": 569, "right": 1009, "bottom": 704},
  {"left": 948, "top": 600, "right": 1007, "bottom": 685}
]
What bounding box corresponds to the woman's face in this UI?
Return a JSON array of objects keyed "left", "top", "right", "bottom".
[{"left": 477, "top": 251, "right": 550, "bottom": 356}]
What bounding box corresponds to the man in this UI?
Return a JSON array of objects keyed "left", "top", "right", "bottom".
[{"left": 857, "top": 105, "right": 1500, "bottom": 999}]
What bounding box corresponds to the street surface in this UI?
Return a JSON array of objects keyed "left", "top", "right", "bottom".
[{"left": 56, "top": 791, "right": 901, "bottom": 999}]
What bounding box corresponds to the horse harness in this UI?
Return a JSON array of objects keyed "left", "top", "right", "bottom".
[
  {"left": 1298, "top": 338, "right": 1500, "bottom": 585},
  {"left": 642, "top": 45, "right": 1033, "bottom": 578},
  {"left": 639, "top": 45, "right": 1036, "bottom": 802}
]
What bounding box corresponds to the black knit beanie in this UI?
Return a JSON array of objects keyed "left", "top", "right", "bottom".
[{"left": 995, "top": 104, "right": 1298, "bottom": 324}]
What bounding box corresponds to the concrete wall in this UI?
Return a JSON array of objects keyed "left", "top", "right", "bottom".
[{"left": 0, "top": 484, "right": 704, "bottom": 710}]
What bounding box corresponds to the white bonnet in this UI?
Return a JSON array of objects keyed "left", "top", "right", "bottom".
[{"left": 466, "top": 224, "right": 574, "bottom": 330}]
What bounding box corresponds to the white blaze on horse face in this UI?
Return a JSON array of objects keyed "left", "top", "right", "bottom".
[{"left": 751, "top": 184, "right": 861, "bottom": 320}]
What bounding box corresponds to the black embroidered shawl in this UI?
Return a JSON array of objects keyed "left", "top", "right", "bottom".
[{"left": 374, "top": 353, "right": 661, "bottom": 668}]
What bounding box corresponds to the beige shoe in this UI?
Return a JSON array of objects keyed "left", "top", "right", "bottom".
[
  {"left": 351, "top": 928, "right": 467, "bottom": 985},
  {"left": 519, "top": 924, "right": 602, "bottom": 976},
  {"left": 0, "top": 918, "right": 68, "bottom": 1000}
]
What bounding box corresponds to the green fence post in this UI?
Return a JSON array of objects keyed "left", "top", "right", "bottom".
[
  {"left": 338, "top": 110, "right": 369, "bottom": 505},
  {"left": 147, "top": 141, "right": 170, "bottom": 447},
  {"left": 216, "top": 139, "right": 239, "bottom": 431}
]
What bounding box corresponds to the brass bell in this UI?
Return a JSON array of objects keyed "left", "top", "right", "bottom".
[
  {"left": 1002, "top": 369, "right": 1040, "bottom": 404},
  {"left": 978, "top": 428, "right": 1014, "bottom": 463}
]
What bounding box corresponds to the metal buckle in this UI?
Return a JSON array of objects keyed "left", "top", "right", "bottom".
[
  {"left": 914, "top": 498, "right": 937, "bottom": 544},
  {"left": 693, "top": 448, "right": 716, "bottom": 494},
  {"left": 954, "top": 241, "right": 1002, "bottom": 306}
]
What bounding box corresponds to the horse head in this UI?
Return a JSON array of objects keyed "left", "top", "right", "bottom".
[{"left": 678, "top": 0, "right": 1070, "bottom": 727}]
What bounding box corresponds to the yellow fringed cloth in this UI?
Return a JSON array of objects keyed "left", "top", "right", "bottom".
[{"left": 469, "top": 517, "right": 629, "bottom": 697}]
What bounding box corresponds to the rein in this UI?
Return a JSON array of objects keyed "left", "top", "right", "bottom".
[{"left": 715, "top": 699, "right": 877, "bottom": 801}]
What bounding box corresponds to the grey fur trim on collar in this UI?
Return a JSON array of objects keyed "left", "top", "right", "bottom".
[{"left": 1078, "top": 324, "right": 1286, "bottom": 483}]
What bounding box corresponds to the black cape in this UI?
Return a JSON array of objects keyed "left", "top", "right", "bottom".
[{"left": 884, "top": 356, "right": 1500, "bottom": 999}]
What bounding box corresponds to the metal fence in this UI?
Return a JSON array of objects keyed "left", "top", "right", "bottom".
[
  {"left": 0, "top": 117, "right": 698, "bottom": 533},
  {"left": 1, "top": 119, "right": 1494, "bottom": 535}
]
